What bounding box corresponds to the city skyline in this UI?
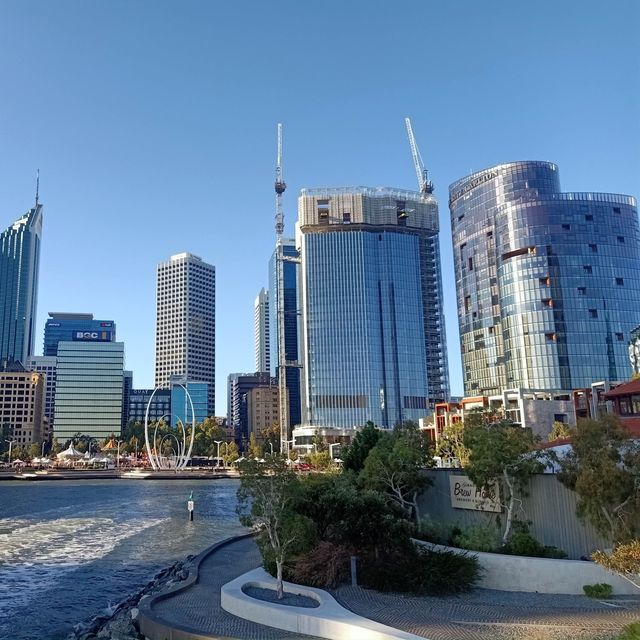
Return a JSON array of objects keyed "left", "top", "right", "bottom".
[{"left": 0, "top": 1, "right": 637, "bottom": 412}]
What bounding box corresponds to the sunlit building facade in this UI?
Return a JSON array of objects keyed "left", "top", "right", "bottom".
[
  {"left": 299, "top": 186, "right": 449, "bottom": 429},
  {"left": 449, "top": 161, "right": 640, "bottom": 395},
  {"left": 0, "top": 204, "right": 43, "bottom": 365}
]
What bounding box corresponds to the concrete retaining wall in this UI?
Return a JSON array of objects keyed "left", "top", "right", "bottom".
[
  {"left": 415, "top": 540, "right": 639, "bottom": 595},
  {"left": 221, "top": 567, "right": 426, "bottom": 640}
]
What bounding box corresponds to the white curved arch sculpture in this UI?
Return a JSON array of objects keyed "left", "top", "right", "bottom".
[{"left": 144, "top": 385, "right": 196, "bottom": 470}]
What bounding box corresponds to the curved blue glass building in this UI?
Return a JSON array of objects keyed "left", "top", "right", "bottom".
[
  {"left": 299, "top": 186, "right": 449, "bottom": 429},
  {"left": 0, "top": 204, "right": 43, "bottom": 364},
  {"left": 449, "top": 161, "right": 640, "bottom": 395}
]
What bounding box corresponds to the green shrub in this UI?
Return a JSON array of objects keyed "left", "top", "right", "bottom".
[
  {"left": 289, "top": 541, "right": 351, "bottom": 588},
  {"left": 453, "top": 523, "right": 500, "bottom": 552},
  {"left": 618, "top": 622, "right": 640, "bottom": 640},
  {"left": 582, "top": 582, "right": 614, "bottom": 598},
  {"left": 359, "top": 545, "right": 481, "bottom": 595},
  {"left": 413, "top": 517, "right": 459, "bottom": 546},
  {"left": 541, "top": 545, "right": 568, "bottom": 559}
]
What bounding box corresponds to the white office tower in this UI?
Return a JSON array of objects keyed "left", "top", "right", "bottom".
[
  {"left": 154, "top": 252, "right": 216, "bottom": 415},
  {"left": 254, "top": 288, "right": 270, "bottom": 373}
]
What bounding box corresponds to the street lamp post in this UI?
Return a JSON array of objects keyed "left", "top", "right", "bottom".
[
  {"left": 41, "top": 441, "right": 46, "bottom": 457},
  {"left": 116, "top": 440, "right": 122, "bottom": 469},
  {"left": 214, "top": 440, "right": 223, "bottom": 468},
  {"left": 328, "top": 443, "right": 340, "bottom": 460},
  {"left": 5, "top": 439, "right": 14, "bottom": 464},
  {"left": 269, "top": 441, "right": 274, "bottom": 456},
  {"left": 223, "top": 441, "right": 229, "bottom": 467}
]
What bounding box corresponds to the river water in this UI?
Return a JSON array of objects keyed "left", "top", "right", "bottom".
[{"left": 0, "top": 478, "right": 244, "bottom": 640}]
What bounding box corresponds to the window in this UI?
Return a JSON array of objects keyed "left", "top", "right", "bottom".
[
  {"left": 589, "top": 309, "right": 598, "bottom": 318},
  {"left": 585, "top": 214, "right": 593, "bottom": 221},
  {"left": 342, "top": 212, "right": 351, "bottom": 223},
  {"left": 464, "top": 296, "right": 471, "bottom": 312},
  {"left": 562, "top": 224, "right": 571, "bottom": 230},
  {"left": 613, "top": 207, "right": 621, "bottom": 214},
  {"left": 541, "top": 298, "right": 553, "bottom": 308},
  {"left": 618, "top": 236, "right": 625, "bottom": 243},
  {"left": 578, "top": 286, "right": 586, "bottom": 295},
  {"left": 616, "top": 277, "right": 624, "bottom": 286},
  {"left": 468, "top": 257, "right": 473, "bottom": 271},
  {"left": 539, "top": 276, "right": 551, "bottom": 285},
  {"left": 589, "top": 244, "right": 597, "bottom": 252},
  {"left": 616, "top": 333, "right": 624, "bottom": 341},
  {"left": 583, "top": 265, "right": 593, "bottom": 274},
  {"left": 545, "top": 332, "right": 557, "bottom": 342}
]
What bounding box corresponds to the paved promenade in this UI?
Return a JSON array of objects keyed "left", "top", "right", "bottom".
[{"left": 144, "top": 536, "right": 640, "bottom": 640}]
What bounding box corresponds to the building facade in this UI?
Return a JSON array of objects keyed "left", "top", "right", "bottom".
[
  {"left": 54, "top": 341, "right": 125, "bottom": 443},
  {"left": 247, "top": 384, "right": 279, "bottom": 441},
  {"left": 0, "top": 204, "right": 43, "bottom": 364},
  {"left": 268, "top": 238, "right": 302, "bottom": 429},
  {"left": 0, "top": 362, "right": 47, "bottom": 446},
  {"left": 25, "top": 355, "right": 57, "bottom": 431},
  {"left": 44, "top": 313, "right": 115, "bottom": 356},
  {"left": 298, "top": 186, "right": 449, "bottom": 429},
  {"left": 227, "top": 372, "right": 277, "bottom": 445},
  {"left": 170, "top": 376, "right": 209, "bottom": 427},
  {"left": 254, "top": 288, "right": 271, "bottom": 373},
  {"left": 449, "top": 161, "right": 640, "bottom": 395},
  {"left": 127, "top": 388, "right": 172, "bottom": 425},
  {"left": 155, "top": 253, "right": 216, "bottom": 415}
]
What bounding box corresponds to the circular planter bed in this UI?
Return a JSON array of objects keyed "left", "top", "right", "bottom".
[{"left": 242, "top": 585, "right": 320, "bottom": 608}]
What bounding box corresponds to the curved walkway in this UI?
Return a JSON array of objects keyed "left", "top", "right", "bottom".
[
  {"left": 331, "top": 585, "right": 640, "bottom": 640},
  {"left": 139, "top": 535, "right": 323, "bottom": 640},
  {"left": 139, "top": 534, "right": 640, "bottom": 640}
]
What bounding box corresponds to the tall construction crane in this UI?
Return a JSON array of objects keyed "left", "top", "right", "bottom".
[
  {"left": 275, "top": 123, "right": 286, "bottom": 237},
  {"left": 273, "top": 123, "right": 299, "bottom": 453},
  {"left": 404, "top": 117, "right": 434, "bottom": 197}
]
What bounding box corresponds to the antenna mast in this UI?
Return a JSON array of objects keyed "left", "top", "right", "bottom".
[
  {"left": 35, "top": 169, "right": 40, "bottom": 207},
  {"left": 404, "top": 117, "right": 434, "bottom": 196},
  {"left": 275, "top": 123, "right": 286, "bottom": 237}
]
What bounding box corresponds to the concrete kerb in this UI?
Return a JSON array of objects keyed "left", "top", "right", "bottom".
[
  {"left": 138, "top": 531, "right": 255, "bottom": 640},
  {"left": 221, "top": 567, "right": 428, "bottom": 640}
]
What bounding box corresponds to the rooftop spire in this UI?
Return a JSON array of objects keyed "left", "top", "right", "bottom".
[{"left": 35, "top": 169, "right": 40, "bottom": 207}]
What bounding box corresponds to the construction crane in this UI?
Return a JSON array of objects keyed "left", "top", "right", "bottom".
[
  {"left": 275, "top": 123, "right": 286, "bottom": 237},
  {"left": 404, "top": 117, "right": 434, "bottom": 197}
]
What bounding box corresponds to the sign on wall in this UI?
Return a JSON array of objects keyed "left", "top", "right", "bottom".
[
  {"left": 72, "top": 331, "right": 112, "bottom": 341},
  {"left": 449, "top": 474, "right": 501, "bottom": 512}
]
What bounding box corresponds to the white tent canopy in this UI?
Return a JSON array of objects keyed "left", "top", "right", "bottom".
[{"left": 57, "top": 444, "right": 84, "bottom": 459}]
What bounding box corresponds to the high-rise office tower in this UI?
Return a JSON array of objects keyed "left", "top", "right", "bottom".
[
  {"left": 254, "top": 288, "right": 271, "bottom": 373},
  {"left": 449, "top": 161, "right": 640, "bottom": 395},
  {"left": 227, "top": 372, "right": 277, "bottom": 445},
  {"left": 54, "top": 341, "right": 125, "bottom": 442},
  {"left": 299, "top": 186, "right": 449, "bottom": 429},
  {"left": 44, "top": 312, "right": 115, "bottom": 356},
  {"left": 155, "top": 253, "right": 216, "bottom": 415},
  {"left": 0, "top": 203, "right": 43, "bottom": 364},
  {"left": 269, "top": 238, "right": 302, "bottom": 429}
]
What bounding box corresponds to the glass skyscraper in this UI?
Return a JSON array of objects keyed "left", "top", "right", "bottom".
[
  {"left": 299, "top": 186, "right": 449, "bottom": 429},
  {"left": 0, "top": 204, "right": 43, "bottom": 364},
  {"left": 268, "top": 239, "right": 302, "bottom": 429},
  {"left": 44, "top": 312, "right": 115, "bottom": 356},
  {"left": 449, "top": 161, "right": 640, "bottom": 395}
]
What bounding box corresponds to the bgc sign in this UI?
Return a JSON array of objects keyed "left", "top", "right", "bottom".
[{"left": 73, "top": 331, "right": 112, "bottom": 342}]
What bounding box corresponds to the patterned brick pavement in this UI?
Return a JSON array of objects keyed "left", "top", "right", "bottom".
[
  {"left": 146, "top": 535, "right": 640, "bottom": 640},
  {"left": 331, "top": 584, "right": 640, "bottom": 640},
  {"left": 147, "top": 536, "right": 323, "bottom": 639}
]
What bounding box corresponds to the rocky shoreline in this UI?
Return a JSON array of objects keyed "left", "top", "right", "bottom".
[{"left": 66, "top": 555, "right": 196, "bottom": 640}]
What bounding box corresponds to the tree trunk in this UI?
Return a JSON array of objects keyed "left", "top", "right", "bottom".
[
  {"left": 412, "top": 491, "right": 420, "bottom": 522},
  {"left": 502, "top": 469, "right": 515, "bottom": 545},
  {"left": 276, "top": 559, "right": 284, "bottom": 599}
]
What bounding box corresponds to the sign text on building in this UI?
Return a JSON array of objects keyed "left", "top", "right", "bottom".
[{"left": 449, "top": 474, "right": 501, "bottom": 512}]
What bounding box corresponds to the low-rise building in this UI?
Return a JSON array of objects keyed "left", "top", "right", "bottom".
[{"left": 0, "top": 362, "right": 47, "bottom": 446}]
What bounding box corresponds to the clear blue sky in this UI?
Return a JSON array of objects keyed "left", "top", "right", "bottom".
[{"left": 0, "top": 0, "right": 638, "bottom": 413}]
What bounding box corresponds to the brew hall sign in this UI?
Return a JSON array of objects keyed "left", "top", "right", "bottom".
[{"left": 449, "top": 475, "right": 501, "bottom": 512}]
